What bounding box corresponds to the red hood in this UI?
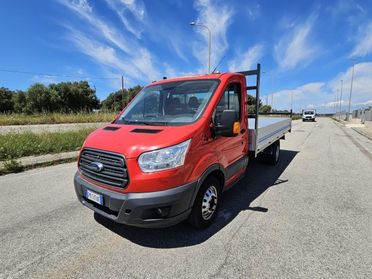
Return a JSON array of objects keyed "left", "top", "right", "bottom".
[{"left": 82, "top": 122, "right": 200, "bottom": 159}]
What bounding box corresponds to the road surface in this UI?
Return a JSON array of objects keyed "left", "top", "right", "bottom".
[{"left": 1, "top": 118, "right": 371, "bottom": 278}]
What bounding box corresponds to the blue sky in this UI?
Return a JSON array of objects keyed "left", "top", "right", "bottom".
[{"left": 0, "top": 0, "right": 371, "bottom": 112}]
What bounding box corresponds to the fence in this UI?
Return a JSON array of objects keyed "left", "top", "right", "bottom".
[{"left": 354, "top": 107, "right": 372, "bottom": 123}]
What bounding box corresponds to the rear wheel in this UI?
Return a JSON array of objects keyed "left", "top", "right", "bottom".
[
  {"left": 188, "top": 176, "right": 221, "bottom": 229},
  {"left": 267, "top": 140, "right": 280, "bottom": 165}
]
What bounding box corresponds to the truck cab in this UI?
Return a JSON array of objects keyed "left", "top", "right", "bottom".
[{"left": 74, "top": 65, "right": 291, "bottom": 229}]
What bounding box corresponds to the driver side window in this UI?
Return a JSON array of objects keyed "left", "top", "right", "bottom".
[{"left": 214, "top": 83, "right": 241, "bottom": 125}]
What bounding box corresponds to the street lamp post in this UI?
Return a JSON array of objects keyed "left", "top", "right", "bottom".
[
  {"left": 190, "top": 21, "right": 211, "bottom": 73},
  {"left": 338, "top": 79, "right": 343, "bottom": 120},
  {"left": 346, "top": 63, "right": 356, "bottom": 121}
]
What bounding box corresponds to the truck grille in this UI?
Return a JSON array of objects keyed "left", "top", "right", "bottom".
[{"left": 79, "top": 148, "right": 128, "bottom": 188}]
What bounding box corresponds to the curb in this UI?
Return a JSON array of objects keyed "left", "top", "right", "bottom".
[
  {"left": 351, "top": 127, "right": 372, "bottom": 141},
  {"left": 0, "top": 151, "right": 79, "bottom": 175},
  {"left": 333, "top": 118, "right": 372, "bottom": 141}
]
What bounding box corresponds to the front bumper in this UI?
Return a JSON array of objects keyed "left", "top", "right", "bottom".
[
  {"left": 303, "top": 116, "right": 315, "bottom": 120},
  {"left": 74, "top": 172, "right": 197, "bottom": 228}
]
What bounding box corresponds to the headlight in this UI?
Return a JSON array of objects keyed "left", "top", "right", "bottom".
[{"left": 138, "top": 139, "right": 191, "bottom": 172}]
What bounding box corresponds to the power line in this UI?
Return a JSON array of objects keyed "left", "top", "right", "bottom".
[{"left": 0, "top": 68, "right": 119, "bottom": 80}]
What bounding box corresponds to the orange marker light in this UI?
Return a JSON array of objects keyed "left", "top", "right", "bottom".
[{"left": 233, "top": 122, "right": 240, "bottom": 134}]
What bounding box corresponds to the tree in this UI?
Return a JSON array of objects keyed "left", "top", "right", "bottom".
[
  {"left": 0, "top": 87, "right": 14, "bottom": 113},
  {"left": 26, "top": 83, "right": 52, "bottom": 113},
  {"left": 49, "top": 81, "right": 99, "bottom": 112},
  {"left": 101, "top": 85, "right": 142, "bottom": 112},
  {"left": 246, "top": 94, "right": 272, "bottom": 113},
  {"left": 12, "top": 91, "right": 27, "bottom": 113}
]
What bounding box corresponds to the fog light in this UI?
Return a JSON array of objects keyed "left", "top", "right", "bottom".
[{"left": 155, "top": 206, "right": 171, "bottom": 218}]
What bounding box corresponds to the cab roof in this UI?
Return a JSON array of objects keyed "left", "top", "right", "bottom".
[{"left": 148, "top": 72, "right": 243, "bottom": 87}]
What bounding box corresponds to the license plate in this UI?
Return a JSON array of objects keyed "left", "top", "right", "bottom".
[{"left": 84, "top": 189, "right": 103, "bottom": 205}]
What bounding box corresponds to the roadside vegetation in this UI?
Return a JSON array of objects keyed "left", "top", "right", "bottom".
[
  {"left": 292, "top": 114, "right": 302, "bottom": 120},
  {"left": 0, "top": 128, "right": 95, "bottom": 160},
  {"left": 0, "top": 112, "right": 116, "bottom": 125},
  {"left": 0, "top": 82, "right": 143, "bottom": 125}
]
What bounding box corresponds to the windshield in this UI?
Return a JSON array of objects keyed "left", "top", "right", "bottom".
[
  {"left": 116, "top": 80, "right": 219, "bottom": 126},
  {"left": 304, "top": 111, "right": 315, "bottom": 115}
]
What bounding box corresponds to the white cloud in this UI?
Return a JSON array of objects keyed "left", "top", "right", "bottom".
[
  {"left": 58, "top": 0, "right": 132, "bottom": 53},
  {"left": 192, "top": 0, "right": 233, "bottom": 72},
  {"left": 57, "top": 0, "right": 160, "bottom": 84},
  {"left": 350, "top": 22, "right": 372, "bottom": 57},
  {"left": 271, "top": 82, "right": 326, "bottom": 112},
  {"left": 228, "top": 44, "right": 263, "bottom": 72},
  {"left": 270, "top": 62, "right": 372, "bottom": 113},
  {"left": 119, "top": 0, "right": 145, "bottom": 20},
  {"left": 274, "top": 15, "right": 319, "bottom": 70},
  {"left": 329, "top": 62, "right": 372, "bottom": 105},
  {"left": 163, "top": 63, "right": 177, "bottom": 78},
  {"left": 246, "top": 3, "right": 261, "bottom": 21},
  {"left": 326, "top": 0, "right": 366, "bottom": 25},
  {"left": 105, "top": 0, "right": 145, "bottom": 39},
  {"left": 68, "top": 30, "right": 140, "bottom": 78},
  {"left": 30, "top": 75, "right": 59, "bottom": 85}
]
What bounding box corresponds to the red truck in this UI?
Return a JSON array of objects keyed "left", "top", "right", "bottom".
[{"left": 74, "top": 64, "right": 291, "bottom": 228}]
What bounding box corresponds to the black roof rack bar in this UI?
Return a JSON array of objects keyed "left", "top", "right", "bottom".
[
  {"left": 237, "top": 63, "right": 261, "bottom": 158},
  {"left": 246, "top": 86, "right": 258, "bottom": 91},
  {"left": 237, "top": 70, "right": 259, "bottom": 76}
]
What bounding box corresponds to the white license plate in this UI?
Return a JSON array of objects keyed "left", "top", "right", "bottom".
[{"left": 85, "top": 189, "right": 103, "bottom": 205}]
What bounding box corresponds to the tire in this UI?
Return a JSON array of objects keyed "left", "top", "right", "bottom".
[
  {"left": 188, "top": 176, "right": 221, "bottom": 229},
  {"left": 267, "top": 140, "right": 280, "bottom": 165}
]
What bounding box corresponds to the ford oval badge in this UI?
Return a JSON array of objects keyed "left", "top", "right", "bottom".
[{"left": 87, "top": 161, "right": 104, "bottom": 172}]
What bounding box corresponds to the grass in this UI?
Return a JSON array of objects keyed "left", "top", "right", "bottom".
[
  {"left": 291, "top": 115, "right": 302, "bottom": 120},
  {"left": 0, "top": 112, "right": 116, "bottom": 126},
  {"left": 0, "top": 128, "right": 95, "bottom": 160},
  {"left": 1, "top": 159, "right": 24, "bottom": 174}
]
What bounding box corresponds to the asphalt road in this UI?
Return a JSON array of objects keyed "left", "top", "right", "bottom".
[{"left": 1, "top": 118, "right": 371, "bottom": 279}]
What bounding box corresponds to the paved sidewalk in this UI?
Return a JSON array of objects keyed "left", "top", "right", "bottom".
[{"left": 336, "top": 118, "right": 372, "bottom": 141}]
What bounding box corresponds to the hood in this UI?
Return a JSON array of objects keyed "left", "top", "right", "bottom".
[{"left": 82, "top": 123, "right": 200, "bottom": 159}]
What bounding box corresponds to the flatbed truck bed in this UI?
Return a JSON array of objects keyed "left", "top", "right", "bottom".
[{"left": 248, "top": 117, "right": 292, "bottom": 153}]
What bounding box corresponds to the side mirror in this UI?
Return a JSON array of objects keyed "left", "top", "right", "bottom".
[{"left": 214, "top": 110, "right": 240, "bottom": 137}]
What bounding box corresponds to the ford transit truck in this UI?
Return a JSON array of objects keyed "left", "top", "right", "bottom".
[{"left": 74, "top": 64, "right": 291, "bottom": 228}]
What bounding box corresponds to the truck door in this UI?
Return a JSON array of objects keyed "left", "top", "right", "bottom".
[{"left": 213, "top": 81, "right": 246, "bottom": 178}]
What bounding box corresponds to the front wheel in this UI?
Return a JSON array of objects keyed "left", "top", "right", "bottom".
[{"left": 188, "top": 176, "right": 221, "bottom": 229}]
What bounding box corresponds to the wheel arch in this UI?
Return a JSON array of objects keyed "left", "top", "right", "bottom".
[{"left": 189, "top": 164, "right": 226, "bottom": 207}]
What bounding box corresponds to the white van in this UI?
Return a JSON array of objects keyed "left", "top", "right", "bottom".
[{"left": 302, "top": 109, "right": 316, "bottom": 122}]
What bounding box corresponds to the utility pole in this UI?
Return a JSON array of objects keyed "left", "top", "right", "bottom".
[
  {"left": 338, "top": 79, "right": 343, "bottom": 120},
  {"left": 290, "top": 91, "right": 293, "bottom": 112},
  {"left": 121, "top": 75, "right": 125, "bottom": 109},
  {"left": 346, "top": 63, "right": 355, "bottom": 121},
  {"left": 271, "top": 94, "right": 274, "bottom": 111}
]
